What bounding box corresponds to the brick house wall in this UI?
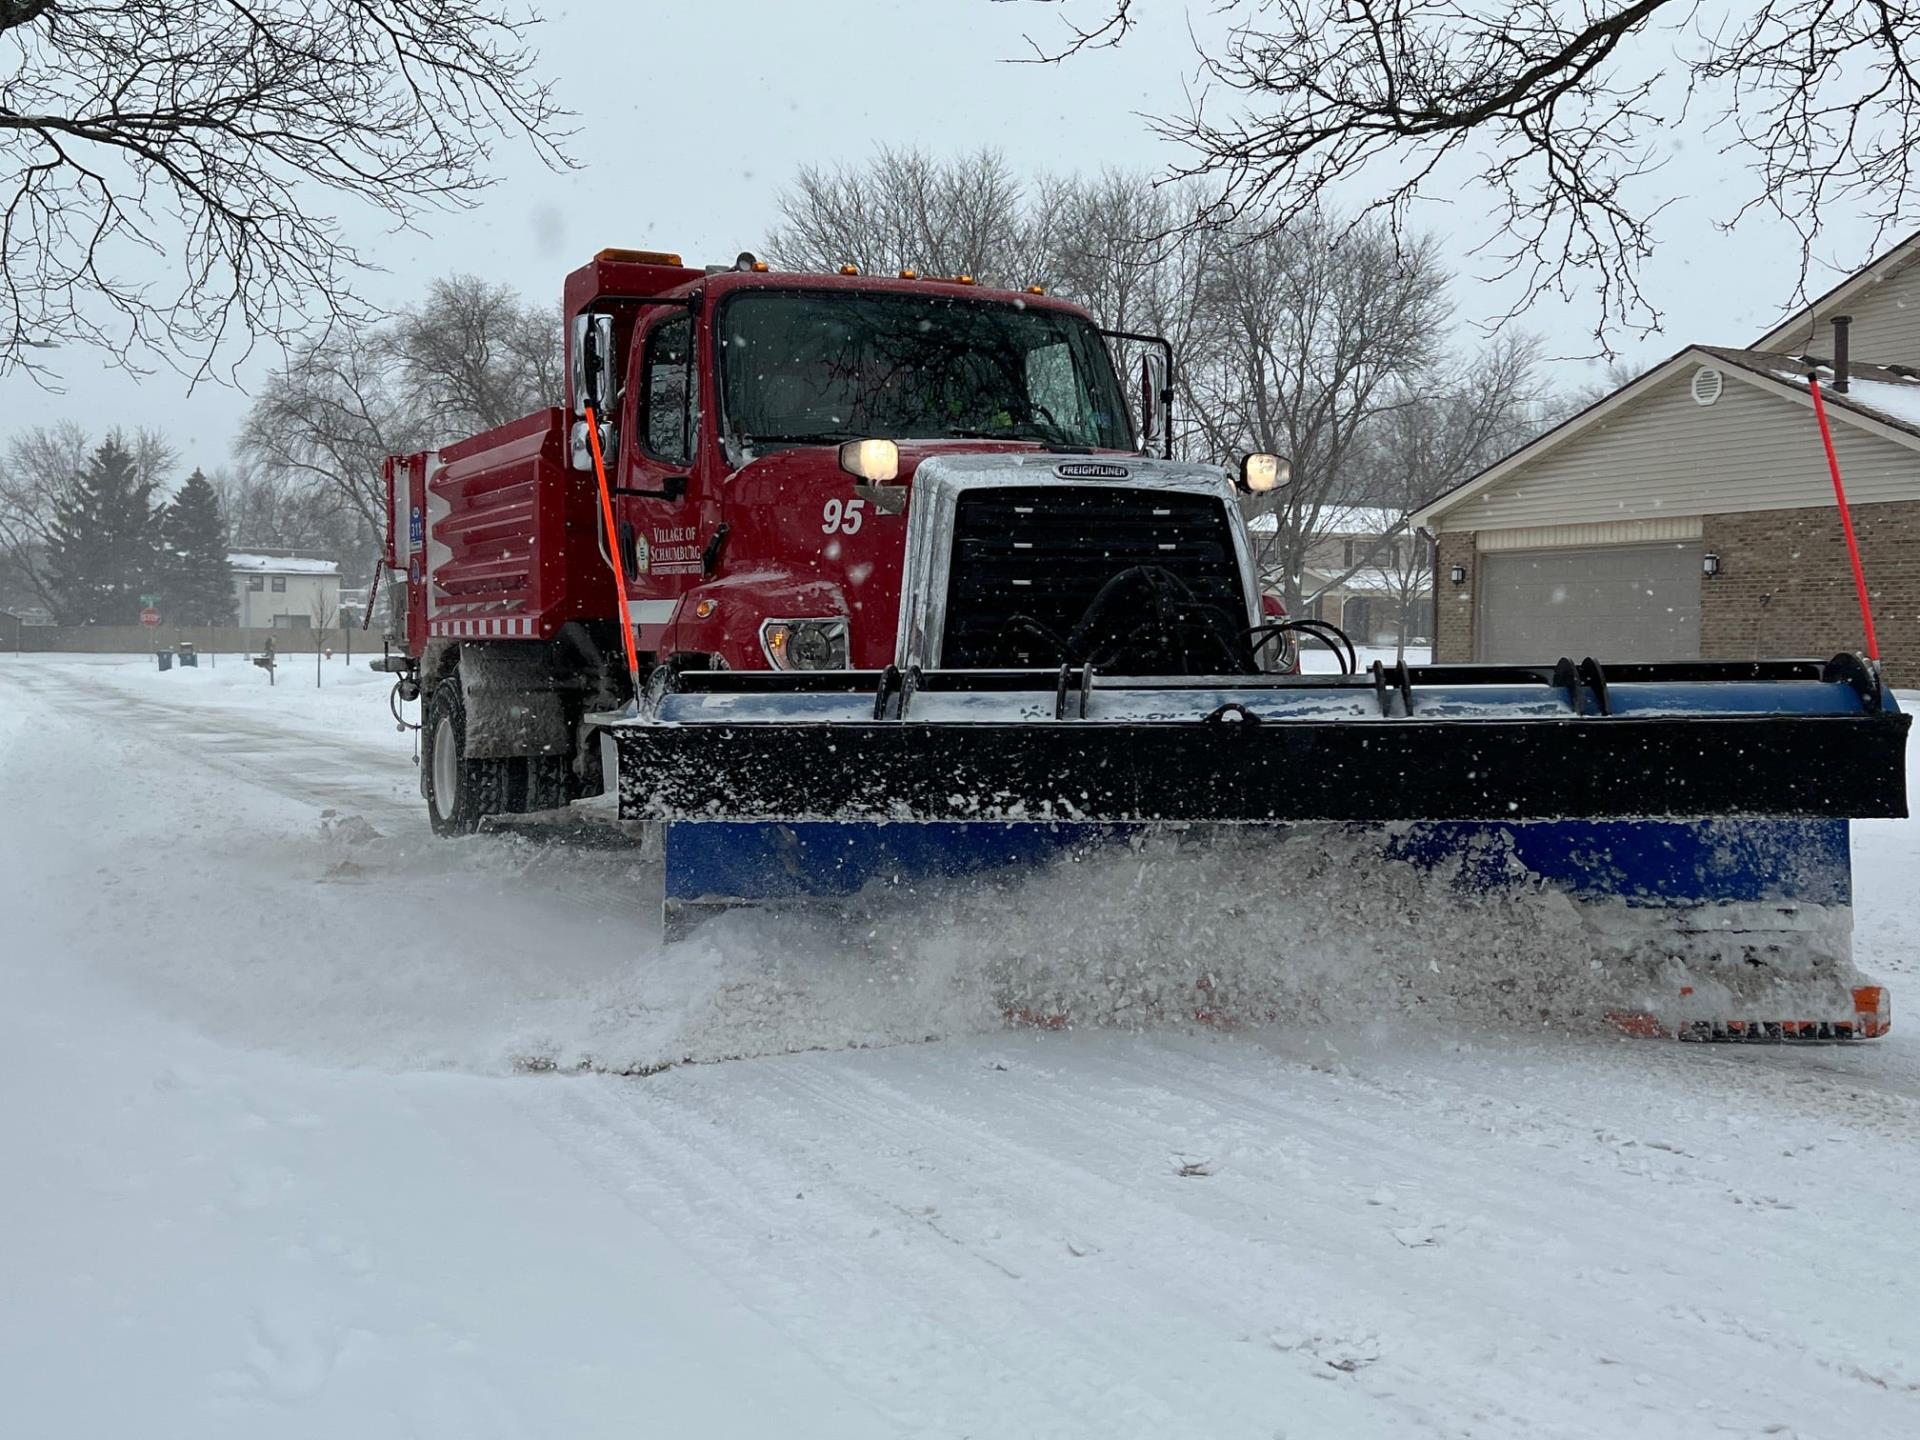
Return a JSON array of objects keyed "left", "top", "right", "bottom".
[
  {"left": 1701, "top": 499, "right": 1920, "bottom": 686},
  {"left": 1433, "top": 532, "right": 1477, "bottom": 662}
]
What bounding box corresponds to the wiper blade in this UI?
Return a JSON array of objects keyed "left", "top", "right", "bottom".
[
  {"left": 740, "top": 429, "right": 864, "bottom": 446},
  {"left": 947, "top": 426, "right": 1090, "bottom": 451}
]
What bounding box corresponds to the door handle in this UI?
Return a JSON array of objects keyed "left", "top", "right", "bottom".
[{"left": 612, "top": 475, "right": 689, "bottom": 501}]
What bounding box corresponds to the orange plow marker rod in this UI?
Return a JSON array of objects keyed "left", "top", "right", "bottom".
[
  {"left": 1807, "top": 376, "right": 1881, "bottom": 662},
  {"left": 585, "top": 404, "right": 643, "bottom": 696}
]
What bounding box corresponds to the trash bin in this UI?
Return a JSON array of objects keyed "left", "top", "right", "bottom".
[
  {"left": 157, "top": 650, "right": 173, "bottom": 672},
  {"left": 176, "top": 642, "right": 198, "bottom": 668}
]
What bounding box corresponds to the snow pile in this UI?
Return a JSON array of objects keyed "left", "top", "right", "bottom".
[
  {"left": 228, "top": 551, "right": 340, "bottom": 574},
  {"left": 105, "top": 801, "right": 1848, "bottom": 1079}
]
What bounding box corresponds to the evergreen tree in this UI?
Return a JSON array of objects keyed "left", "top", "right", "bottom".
[
  {"left": 159, "top": 470, "right": 237, "bottom": 626},
  {"left": 46, "top": 437, "right": 161, "bottom": 625}
]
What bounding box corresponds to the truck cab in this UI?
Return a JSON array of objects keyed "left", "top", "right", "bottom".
[{"left": 380, "top": 249, "right": 1283, "bottom": 834}]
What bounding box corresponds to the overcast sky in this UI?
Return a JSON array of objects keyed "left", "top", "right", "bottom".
[{"left": 1, "top": 0, "right": 1902, "bottom": 479}]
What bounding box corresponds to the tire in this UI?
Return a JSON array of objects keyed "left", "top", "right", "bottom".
[
  {"left": 423, "top": 677, "right": 512, "bottom": 836},
  {"left": 523, "top": 755, "right": 571, "bottom": 813}
]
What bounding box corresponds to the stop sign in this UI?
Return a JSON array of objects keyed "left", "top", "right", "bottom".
[{"left": 140, "top": 607, "right": 160, "bottom": 627}]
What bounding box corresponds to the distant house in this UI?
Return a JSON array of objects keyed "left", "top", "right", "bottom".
[
  {"left": 1251, "top": 505, "right": 1431, "bottom": 647},
  {"left": 1412, "top": 233, "right": 1920, "bottom": 683},
  {"left": 229, "top": 551, "right": 341, "bottom": 629}
]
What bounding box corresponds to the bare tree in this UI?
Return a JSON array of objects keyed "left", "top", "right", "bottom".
[
  {"left": 1042, "top": 171, "right": 1187, "bottom": 331},
  {"left": 241, "top": 325, "right": 408, "bottom": 540},
  {"left": 1013, "top": 0, "right": 1920, "bottom": 346},
  {"left": 0, "top": 421, "right": 87, "bottom": 613},
  {"left": 238, "top": 271, "right": 553, "bottom": 586},
  {"left": 214, "top": 463, "right": 373, "bottom": 563},
  {"left": 386, "top": 274, "right": 562, "bottom": 437},
  {"left": 1549, "top": 358, "right": 1646, "bottom": 421},
  {"left": 311, "top": 586, "right": 336, "bottom": 686},
  {"left": 768, "top": 147, "right": 1047, "bottom": 285},
  {"left": 1181, "top": 214, "right": 1450, "bottom": 608},
  {"left": 1327, "top": 335, "right": 1549, "bottom": 654},
  {"left": 1, "top": 0, "right": 571, "bottom": 381},
  {"left": 1035, "top": 171, "right": 1239, "bottom": 457},
  {"left": 1363, "top": 527, "right": 1434, "bottom": 663}
]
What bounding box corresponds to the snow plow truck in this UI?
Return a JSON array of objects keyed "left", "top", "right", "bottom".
[{"left": 372, "top": 247, "right": 1910, "bottom": 1040}]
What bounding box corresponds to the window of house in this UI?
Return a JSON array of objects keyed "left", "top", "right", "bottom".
[
  {"left": 271, "top": 576, "right": 286, "bottom": 593},
  {"left": 1342, "top": 539, "right": 1356, "bottom": 568},
  {"left": 642, "top": 314, "right": 694, "bottom": 464},
  {"left": 247, "top": 575, "right": 264, "bottom": 592}
]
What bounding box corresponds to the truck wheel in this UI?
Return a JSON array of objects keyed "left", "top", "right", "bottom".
[{"left": 423, "top": 678, "right": 510, "bottom": 835}]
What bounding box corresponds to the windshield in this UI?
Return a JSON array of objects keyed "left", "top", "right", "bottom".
[{"left": 718, "top": 289, "right": 1132, "bottom": 451}]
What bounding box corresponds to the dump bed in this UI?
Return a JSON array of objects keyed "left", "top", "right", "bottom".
[{"left": 383, "top": 409, "right": 598, "bottom": 655}]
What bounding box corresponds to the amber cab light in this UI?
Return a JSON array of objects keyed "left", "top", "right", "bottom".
[{"left": 595, "top": 247, "right": 683, "bottom": 267}]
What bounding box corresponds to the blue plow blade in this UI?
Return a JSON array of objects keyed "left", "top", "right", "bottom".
[
  {"left": 660, "top": 816, "right": 1883, "bottom": 1040},
  {"left": 665, "top": 817, "right": 1850, "bottom": 909}
]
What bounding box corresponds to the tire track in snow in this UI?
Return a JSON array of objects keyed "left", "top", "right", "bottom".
[
  {"left": 3, "top": 663, "right": 421, "bottom": 821},
  {"left": 531, "top": 1059, "right": 1510, "bottom": 1439},
  {"left": 526, "top": 1070, "right": 1293, "bottom": 1440},
  {"left": 764, "top": 1042, "right": 1857, "bottom": 1420},
  {"left": 1096, "top": 1033, "right": 1920, "bottom": 1398},
  {"left": 520, "top": 1037, "right": 1920, "bottom": 1439}
]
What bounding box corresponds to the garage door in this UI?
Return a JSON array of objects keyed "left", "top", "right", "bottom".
[{"left": 1477, "top": 543, "right": 1702, "bottom": 662}]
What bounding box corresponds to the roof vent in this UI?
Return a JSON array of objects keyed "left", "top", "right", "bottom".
[{"left": 1690, "top": 366, "right": 1724, "bottom": 406}]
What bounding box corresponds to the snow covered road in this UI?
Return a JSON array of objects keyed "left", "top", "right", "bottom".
[{"left": 3, "top": 654, "right": 1919, "bottom": 1439}]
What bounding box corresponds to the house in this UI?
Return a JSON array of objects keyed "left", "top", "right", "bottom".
[
  {"left": 229, "top": 550, "right": 342, "bottom": 630},
  {"left": 1250, "top": 505, "right": 1432, "bottom": 647},
  {"left": 1411, "top": 234, "right": 1920, "bottom": 684}
]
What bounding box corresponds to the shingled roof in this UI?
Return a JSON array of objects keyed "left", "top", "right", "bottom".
[
  {"left": 1695, "top": 346, "right": 1920, "bottom": 441},
  {"left": 1410, "top": 343, "right": 1920, "bottom": 527}
]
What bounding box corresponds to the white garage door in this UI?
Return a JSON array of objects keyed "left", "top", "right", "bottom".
[{"left": 1477, "top": 543, "right": 1702, "bottom": 663}]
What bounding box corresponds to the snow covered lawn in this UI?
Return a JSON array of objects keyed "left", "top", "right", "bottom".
[{"left": 2, "top": 653, "right": 1917, "bottom": 1439}]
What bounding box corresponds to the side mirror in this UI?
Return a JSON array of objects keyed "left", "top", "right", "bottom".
[
  {"left": 1238, "top": 453, "right": 1292, "bottom": 494},
  {"left": 570, "top": 417, "right": 613, "bottom": 472},
  {"left": 570, "top": 313, "right": 617, "bottom": 418},
  {"left": 1138, "top": 351, "right": 1170, "bottom": 449},
  {"left": 569, "top": 312, "right": 618, "bottom": 471}
]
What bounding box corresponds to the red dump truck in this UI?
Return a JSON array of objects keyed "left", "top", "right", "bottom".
[{"left": 375, "top": 246, "right": 1286, "bottom": 833}]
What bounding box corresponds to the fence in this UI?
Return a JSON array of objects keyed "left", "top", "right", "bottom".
[{"left": 7, "top": 623, "right": 375, "bottom": 657}]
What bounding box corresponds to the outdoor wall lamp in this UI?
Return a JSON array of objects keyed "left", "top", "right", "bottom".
[
  {"left": 1449, "top": 564, "right": 1467, "bottom": 585},
  {"left": 1703, "top": 552, "right": 1721, "bottom": 578}
]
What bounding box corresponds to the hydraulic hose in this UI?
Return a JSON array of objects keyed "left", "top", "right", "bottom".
[{"left": 1247, "top": 619, "right": 1358, "bottom": 675}]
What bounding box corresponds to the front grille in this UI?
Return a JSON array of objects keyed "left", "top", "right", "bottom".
[{"left": 941, "top": 485, "right": 1245, "bottom": 668}]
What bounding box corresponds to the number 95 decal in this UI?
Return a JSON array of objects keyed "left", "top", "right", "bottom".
[{"left": 821, "top": 497, "right": 865, "bottom": 535}]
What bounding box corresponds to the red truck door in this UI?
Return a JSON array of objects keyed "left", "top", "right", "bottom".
[{"left": 621, "top": 309, "right": 708, "bottom": 646}]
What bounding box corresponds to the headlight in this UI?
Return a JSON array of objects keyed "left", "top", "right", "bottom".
[
  {"left": 837, "top": 438, "right": 900, "bottom": 483},
  {"left": 760, "top": 618, "right": 851, "bottom": 670}
]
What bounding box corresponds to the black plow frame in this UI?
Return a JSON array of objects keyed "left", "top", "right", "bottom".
[{"left": 611, "top": 656, "right": 1911, "bottom": 825}]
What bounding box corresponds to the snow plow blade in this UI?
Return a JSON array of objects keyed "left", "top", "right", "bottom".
[
  {"left": 605, "top": 655, "right": 1906, "bottom": 1042},
  {"left": 611, "top": 656, "right": 1907, "bottom": 826}
]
